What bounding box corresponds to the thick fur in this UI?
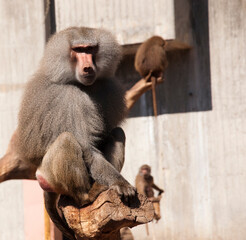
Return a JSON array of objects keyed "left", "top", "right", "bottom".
[
  {"left": 17, "top": 74, "right": 126, "bottom": 165},
  {"left": 42, "top": 27, "right": 122, "bottom": 83},
  {"left": 15, "top": 27, "right": 135, "bottom": 239},
  {"left": 134, "top": 36, "right": 168, "bottom": 78},
  {"left": 16, "top": 27, "right": 126, "bottom": 166}
]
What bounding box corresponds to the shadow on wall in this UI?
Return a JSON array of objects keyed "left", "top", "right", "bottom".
[{"left": 116, "top": 0, "right": 212, "bottom": 118}]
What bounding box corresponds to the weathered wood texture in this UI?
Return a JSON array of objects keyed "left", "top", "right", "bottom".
[
  {"left": 59, "top": 189, "right": 154, "bottom": 240},
  {"left": 54, "top": 0, "right": 175, "bottom": 44},
  {"left": 0, "top": 1, "right": 45, "bottom": 239}
]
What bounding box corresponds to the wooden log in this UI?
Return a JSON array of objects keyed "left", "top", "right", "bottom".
[
  {"left": 0, "top": 131, "right": 36, "bottom": 183},
  {"left": 58, "top": 189, "right": 154, "bottom": 240}
]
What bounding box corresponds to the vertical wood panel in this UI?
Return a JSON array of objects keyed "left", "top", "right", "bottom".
[{"left": 0, "top": 1, "right": 46, "bottom": 239}]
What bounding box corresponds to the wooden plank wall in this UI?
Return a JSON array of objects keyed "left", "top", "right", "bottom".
[{"left": 0, "top": 1, "right": 46, "bottom": 239}]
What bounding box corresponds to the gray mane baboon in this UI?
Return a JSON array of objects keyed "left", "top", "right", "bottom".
[{"left": 16, "top": 27, "right": 136, "bottom": 239}]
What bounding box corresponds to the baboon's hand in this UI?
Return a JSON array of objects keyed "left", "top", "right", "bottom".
[
  {"left": 110, "top": 180, "right": 136, "bottom": 201},
  {"left": 158, "top": 189, "right": 164, "bottom": 195}
]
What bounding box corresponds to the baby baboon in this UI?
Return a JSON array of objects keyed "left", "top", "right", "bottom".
[
  {"left": 134, "top": 36, "right": 168, "bottom": 116},
  {"left": 135, "top": 164, "right": 164, "bottom": 221}
]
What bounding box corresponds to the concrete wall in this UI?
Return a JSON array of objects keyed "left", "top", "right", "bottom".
[
  {"left": 120, "top": 0, "right": 246, "bottom": 239},
  {"left": 0, "top": 1, "right": 46, "bottom": 239},
  {"left": 55, "top": 0, "right": 175, "bottom": 44}
]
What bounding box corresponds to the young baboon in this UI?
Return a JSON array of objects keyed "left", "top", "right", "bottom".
[
  {"left": 135, "top": 164, "right": 164, "bottom": 221},
  {"left": 134, "top": 36, "right": 168, "bottom": 79},
  {"left": 134, "top": 36, "right": 168, "bottom": 116}
]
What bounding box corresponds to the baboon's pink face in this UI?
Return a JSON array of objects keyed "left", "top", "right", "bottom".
[{"left": 70, "top": 44, "right": 98, "bottom": 86}]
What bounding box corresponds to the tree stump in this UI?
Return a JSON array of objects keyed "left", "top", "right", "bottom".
[{"left": 59, "top": 189, "right": 154, "bottom": 240}]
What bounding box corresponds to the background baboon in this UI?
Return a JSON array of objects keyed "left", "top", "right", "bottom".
[
  {"left": 134, "top": 36, "right": 168, "bottom": 79},
  {"left": 134, "top": 36, "right": 168, "bottom": 116},
  {"left": 135, "top": 164, "right": 164, "bottom": 221},
  {"left": 120, "top": 227, "right": 134, "bottom": 240}
]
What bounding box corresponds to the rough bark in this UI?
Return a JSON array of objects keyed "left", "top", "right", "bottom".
[{"left": 59, "top": 189, "right": 154, "bottom": 240}]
